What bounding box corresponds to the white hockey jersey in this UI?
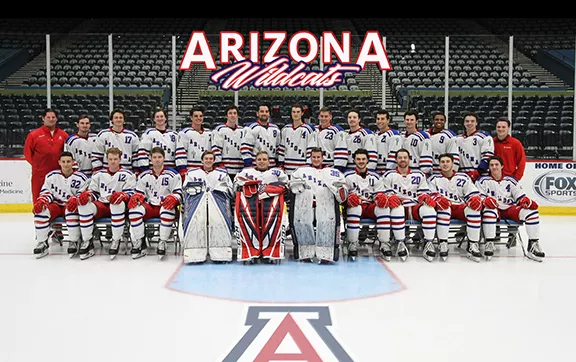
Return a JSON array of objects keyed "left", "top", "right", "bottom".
[
  {"left": 212, "top": 124, "right": 244, "bottom": 175},
  {"left": 425, "top": 129, "right": 460, "bottom": 174},
  {"left": 92, "top": 128, "right": 141, "bottom": 171},
  {"left": 334, "top": 128, "right": 378, "bottom": 171},
  {"left": 315, "top": 124, "right": 345, "bottom": 167},
  {"left": 455, "top": 130, "right": 494, "bottom": 173},
  {"left": 343, "top": 169, "right": 383, "bottom": 204},
  {"left": 240, "top": 121, "right": 281, "bottom": 168},
  {"left": 394, "top": 130, "right": 433, "bottom": 175},
  {"left": 375, "top": 129, "right": 402, "bottom": 174},
  {"left": 382, "top": 169, "right": 431, "bottom": 207},
  {"left": 175, "top": 127, "right": 213, "bottom": 171},
  {"left": 277, "top": 123, "right": 317, "bottom": 175},
  {"left": 87, "top": 167, "right": 137, "bottom": 204},
  {"left": 427, "top": 172, "right": 480, "bottom": 205},
  {"left": 39, "top": 170, "right": 90, "bottom": 206},
  {"left": 184, "top": 167, "right": 234, "bottom": 196},
  {"left": 475, "top": 175, "right": 526, "bottom": 210},
  {"left": 138, "top": 127, "right": 179, "bottom": 169},
  {"left": 135, "top": 167, "right": 183, "bottom": 207},
  {"left": 234, "top": 167, "right": 289, "bottom": 189},
  {"left": 291, "top": 166, "right": 347, "bottom": 203},
  {"left": 64, "top": 132, "right": 97, "bottom": 175}
]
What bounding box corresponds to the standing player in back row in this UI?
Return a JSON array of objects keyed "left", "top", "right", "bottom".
[
  {"left": 426, "top": 112, "right": 460, "bottom": 175},
  {"left": 92, "top": 109, "right": 141, "bottom": 173},
  {"left": 374, "top": 109, "right": 402, "bottom": 174},
  {"left": 212, "top": 104, "right": 244, "bottom": 180},
  {"left": 277, "top": 103, "right": 317, "bottom": 176},
  {"left": 64, "top": 115, "right": 97, "bottom": 176},
  {"left": 315, "top": 106, "right": 346, "bottom": 169},
  {"left": 334, "top": 109, "right": 378, "bottom": 172},
  {"left": 241, "top": 102, "right": 282, "bottom": 168},
  {"left": 455, "top": 111, "right": 494, "bottom": 182},
  {"left": 391, "top": 110, "right": 433, "bottom": 175},
  {"left": 138, "top": 108, "right": 179, "bottom": 170},
  {"left": 176, "top": 106, "right": 213, "bottom": 180}
]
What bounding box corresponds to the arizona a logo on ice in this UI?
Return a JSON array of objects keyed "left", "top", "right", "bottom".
[
  {"left": 180, "top": 31, "right": 391, "bottom": 91},
  {"left": 222, "top": 306, "right": 354, "bottom": 362}
]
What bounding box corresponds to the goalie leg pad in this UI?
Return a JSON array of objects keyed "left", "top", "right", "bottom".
[
  {"left": 260, "top": 193, "right": 286, "bottom": 260},
  {"left": 207, "top": 191, "right": 234, "bottom": 262},
  {"left": 315, "top": 188, "right": 341, "bottom": 262},
  {"left": 182, "top": 192, "right": 209, "bottom": 263},
  {"left": 235, "top": 191, "right": 261, "bottom": 261},
  {"left": 290, "top": 189, "right": 315, "bottom": 260}
]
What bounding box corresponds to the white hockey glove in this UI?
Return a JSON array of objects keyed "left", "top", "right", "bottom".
[
  {"left": 185, "top": 181, "right": 205, "bottom": 196},
  {"left": 289, "top": 178, "right": 309, "bottom": 194},
  {"left": 258, "top": 184, "right": 286, "bottom": 200}
]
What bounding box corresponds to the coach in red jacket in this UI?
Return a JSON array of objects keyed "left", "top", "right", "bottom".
[
  {"left": 24, "top": 108, "right": 68, "bottom": 202},
  {"left": 493, "top": 117, "right": 526, "bottom": 180}
]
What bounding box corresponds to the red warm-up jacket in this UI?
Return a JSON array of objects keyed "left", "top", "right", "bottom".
[
  {"left": 24, "top": 125, "right": 68, "bottom": 201},
  {"left": 493, "top": 135, "right": 526, "bottom": 181}
]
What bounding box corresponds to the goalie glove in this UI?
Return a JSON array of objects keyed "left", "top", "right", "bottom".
[
  {"left": 289, "top": 178, "right": 309, "bottom": 194},
  {"left": 258, "top": 184, "right": 285, "bottom": 200},
  {"left": 241, "top": 180, "right": 261, "bottom": 198},
  {"left": 184, "top": 181, "right": 205, "bottom": 196}
]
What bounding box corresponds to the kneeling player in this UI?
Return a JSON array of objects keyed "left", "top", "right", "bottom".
[
  {"left": 77, "top": 147, "right": 136, "bottom": 260},
  {"left": 382, "top": 148, "right": 437, "bottom": 262},
  {"left": 344, "top": 149, "right": 390, "bottom": 261},
  {"left": 289, "top": 147, "right": 347, "bottom": 263},
  {"left": 128, "top": 147, "right": 182, "bottom": 260},
  {"left": 234, "top": 151, "right": 289, "bottom": 263},
  {"left": 32, "top": 151, "right": 90, "bottom": 259},
  {"left": 477, "top": 156, "right": 545, "bottom": 262},
  {"left": 428, "top": 153, "right": 483, "bottom": 262},
  {"left": 181, "top": 150, "right": 234, "bottom": 263}
]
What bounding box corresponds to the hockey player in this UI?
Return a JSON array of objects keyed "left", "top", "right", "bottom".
[
  {"left": 455, "top": 111, "right": 494, "bottom": 182},
  {"left": 428, "top": 153, "right": 484, "bottom": 262},
  {"left": 277, "top": 103, "right": 317, "bottom": 176},
  {"left": 426, "top": 112, "right": 460, "bottom": 175},
  {"left": 77, "top": 147, "right": 136, "bottom": 260},
  {"left": 64, "top": 115, "right": 97, "bottom": 176},
  {"left": 127, "top": 147, "right": 182, "bottom": 260},
  {"left": 212, "top": 104, "right": 244, "bottom": 179},
  {"left": 289, "top": 147, "right": 348, "bottom": 263},
  {"left": 92, "top": 109, "right": 141, "bottom": 172},
  {"left": 234, "top": 151, "right": 289, "bottom": 263},
  {"left": 137, "top": 108, "right": 179, "bottom": 170},
  {"left": 477, "top": 155, "right": 545, "bottom": 262},
  {"left": 343, "top": 148, "right": 390, "bottom": 261},
  {"left": 175, "top": 106, "right": 213, "bottom": 179},
  {"left": 315, "top": 106, "right": 346, "bottom": 169},
  {"left": 391, "top": 110, "right": 433, "bottom": 175},
  {"left": 240, "top": 103, "right": 281, "bottom": 168},
  {"left": 32, "top": 151, "right": 90, "bottom": 259},
  {"left": 181, "top": 150, "right": 234, "bottom": 263},
  {"left": 334, "top": 109, "right": 378, "bottom": 171},
  {"left": 382, "top": 148, "right": 437, "bottom": 262},
  {"left": 374, "top": 109, "right": 402, "bottom": 174}
]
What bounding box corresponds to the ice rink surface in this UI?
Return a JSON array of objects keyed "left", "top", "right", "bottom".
[{"left": 1, "top": 213, "right": 575, "bottom": 362}]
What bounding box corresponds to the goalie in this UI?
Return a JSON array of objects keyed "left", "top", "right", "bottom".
[
  {"left": 181, "top": 151, "right": 234, "bottom": 263},
  {"left": 289, "top": 147, "right": 347, "bottom": 263},
  {"left": 234, "top": 151, "right": 289, "bottom": 263}
]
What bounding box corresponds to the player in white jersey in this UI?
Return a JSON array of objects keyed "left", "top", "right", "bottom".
[
  {"left": 77, "top": 147, "right": 136, "bottom": 260},
  {"left": 315, "top": 106, "right": 345, "bottom": 169},
  {"left": 427, "top": 153, "right": 484, "bottom": 262},
  {"left": 394, "top": 110, "right": 433, "bottom": 175},
  {"left": 374, "top": 109, "right": 402, "bottom": 174},
  {"left": 234, "top": 151, "right": 289, "bottom": 262},
  {"left": 343, "top": 149, "right": 390, "bottom": 261},
  {"left": 32, "top": 151, "right": 90, "bottom": 259},
  {"left": 182, "top": 151, "right": 234, "bottom": 263},
  {"left": 175, "top": 106, "right": 213, "bottom": 179},
  {"left": 241, "top": 103, "right": 281, "bottom": 168},
  {"left": 382, "top": 148, "right": 437, "bottom": 262},
  {"left": 334, "top": 109, "right": 378, "bottom": 171},
  {"left": 127, "top": 147, "right": 182, "bottom": 260},
  {"left": 138, "top": 108, "right": 179, "bottom": 170},
  {"left": 477, "top": 156, "right": 545, "bottom": 262},
  {"left": 289, "top": 147, "right": 348, "bottom": 263},
  {"left": 212, "top": 104, "right": 244, "bottom": 178},
  {"left": 455, "top": 111, "right": 494, "bottom": 181},
  {"left": 92, "top": 109, "right": 141, "bottom": 172},
  {"left": 64, "top": 115, "right": 97, "bottom": 175},
  {"left": 426, "top": 112, "right": 460, "bottom": 174},
  {"left": 277, "top": 103, "right": 317, "bottom": 175}
]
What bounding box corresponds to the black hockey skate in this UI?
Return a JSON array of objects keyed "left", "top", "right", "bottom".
[
  {"left": 527, "top": 239, "right": 545, "bottom": 262},
  {"left": 467, "top": 241, "right": 482, "bottom": 263},
  {"left": 79, "top": 239, "right": 95, "bottom": 260},
  {"left": 33, "top": 241, "right": 49, "bottom": 259},
  {"left": 131, "top": 238, "right": 147, "bottom": 260}
]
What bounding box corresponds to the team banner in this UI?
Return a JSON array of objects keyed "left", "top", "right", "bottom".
[{"left": 521, "top": 161, "right": 576, "bottom": 210}]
